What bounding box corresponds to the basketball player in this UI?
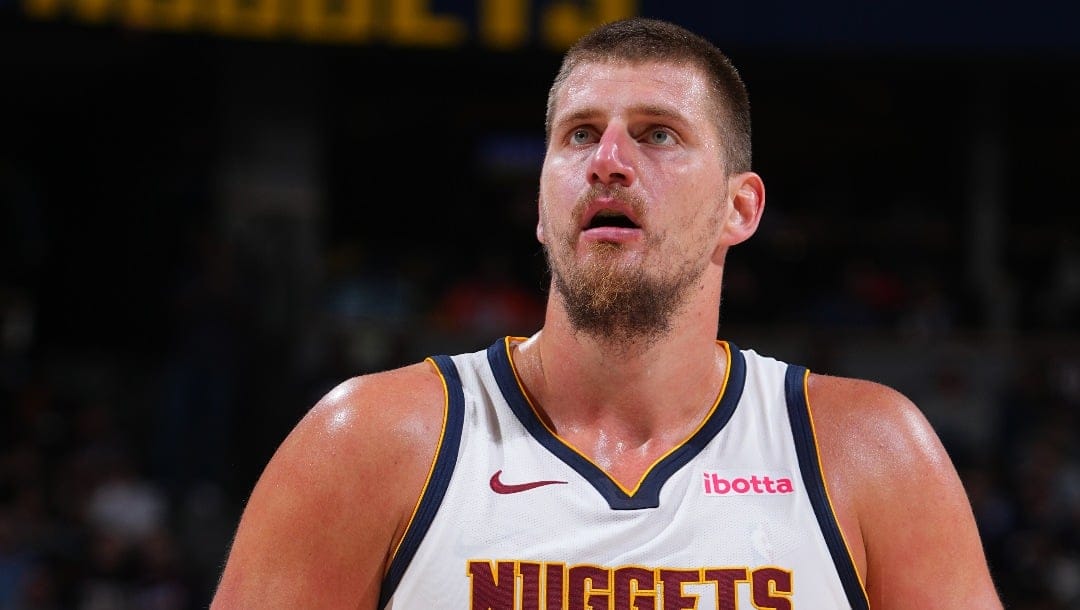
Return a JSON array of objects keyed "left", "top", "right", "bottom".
[{"left": 211, "top": 18, "right": 1002, "bottom": 609}]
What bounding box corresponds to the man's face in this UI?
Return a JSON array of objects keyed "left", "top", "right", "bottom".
[{"left": 538, "top": 60, "right": 730, "bottom": 345}]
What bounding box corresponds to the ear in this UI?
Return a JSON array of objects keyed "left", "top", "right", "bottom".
[
  {"left": 536, "top": 196, "right": 547, "bottom": 244},
  {"left": 720, "top": 171, "right": 765, "bottom": 247}
]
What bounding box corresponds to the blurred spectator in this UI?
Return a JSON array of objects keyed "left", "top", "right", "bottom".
[
  {"left": 430, "top": 256, "right": 544, "bottom": 341},
  {"left": 130, "top": 529, "right": 190, "bottom": 610},
  {"left": 804, "top": 257, "right": 906, "bottom": 329},
  {"left": 897, "top": 273, "right": 959, "bottom": 342},
  {"left": 316, "top": 244, "right": 422, "bottom": 375},
  {"left": 84, "top": 450, "right": 167, "bottom": 548},
  {"left": 155, "top": 228, "right": 244, "bottom": 498}
]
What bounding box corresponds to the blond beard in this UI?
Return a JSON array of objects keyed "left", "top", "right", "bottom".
[
  {"left": 539, "top": 183, "right": 719, "bottom": 348},
  {"left": 545, "top": 237, "right": 708, "bottom": 349}
]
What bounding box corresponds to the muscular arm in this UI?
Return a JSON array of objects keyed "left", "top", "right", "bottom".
[
  {"left": 211, "top": 362, "right": 446, "bottom": 609},
  {"left": 808, "top": 374, "right": 1002, "bottom": 609}
]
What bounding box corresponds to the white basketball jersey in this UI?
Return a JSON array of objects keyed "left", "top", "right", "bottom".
[{"left": 380, "top": 337, "right": 868, "bottom": 609}]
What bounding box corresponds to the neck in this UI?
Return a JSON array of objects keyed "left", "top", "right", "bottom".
[{"left": 513, "top": 282, "right": 726, "bottom": 443}]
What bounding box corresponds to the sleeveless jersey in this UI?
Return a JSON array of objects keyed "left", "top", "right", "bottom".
[{"left": 380, "top": 337, "right": 868, "bottom": 609}]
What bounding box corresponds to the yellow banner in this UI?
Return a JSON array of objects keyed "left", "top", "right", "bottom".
[{"left": 22, "top": 0, "right": 637, "bottom": 50}]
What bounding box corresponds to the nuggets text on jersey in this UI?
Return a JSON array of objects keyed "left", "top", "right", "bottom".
[{"left": 468, "top": 560, "right": 794, "bottom": 610}]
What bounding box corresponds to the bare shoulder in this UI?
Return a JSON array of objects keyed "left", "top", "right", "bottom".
[
  {"left": 806, "top": 373, "right": 943, "bottom": 476},
  {"left": 274, "top": 360, "right": 450, "bottom": 519},
  {"left": 212, "top": 360, "right": 449, "bottom": 609},
  {"left": 805, "top": 372, "right": 961, "bottom": 533},
  {"left": 305, "top": 360, "right": 450, "bottom": 458},
  {"left": 805, "top": 373, "right": 1002, "bottom": 609}
]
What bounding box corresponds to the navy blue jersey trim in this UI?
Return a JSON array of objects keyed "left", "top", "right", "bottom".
[
  {"left": 487, "top": 338, "right": 746, "bottom": 510},
  {"left": 379, "top": 355, "right": 465, "bottom": 608},
  {"left": 784, "top": 365, "right": 869, "bottom": 610}
]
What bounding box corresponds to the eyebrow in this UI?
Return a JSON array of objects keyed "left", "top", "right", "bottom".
[{"left": 553, "top": 103, "right": 690, "bottom": 131}]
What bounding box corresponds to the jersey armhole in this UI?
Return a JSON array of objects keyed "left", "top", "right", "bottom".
[
  {"left": 378, "top": 355, "right": 466, "bottom": 608},
  {"left": 784, "top": 365, "right": 870, "bottom": 610}
]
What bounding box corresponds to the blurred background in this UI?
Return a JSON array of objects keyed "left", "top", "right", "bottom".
[{"left": 1, "top": 0, "right": 1078, "bottom": 608}]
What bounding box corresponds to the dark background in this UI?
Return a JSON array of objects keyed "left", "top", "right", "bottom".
[{"left": 2, "top": 1, "right": 1079, "bottom": 608}]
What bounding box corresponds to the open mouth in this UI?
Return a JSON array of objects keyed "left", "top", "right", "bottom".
[{"left": 585, "top": 210, "right": 640, "bottom": 230}]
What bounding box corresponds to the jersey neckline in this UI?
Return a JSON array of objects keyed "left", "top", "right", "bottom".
[{"left": 485, "top": 336, "right": 747, "bottom": 510}]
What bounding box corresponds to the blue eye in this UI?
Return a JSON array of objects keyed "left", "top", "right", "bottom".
[
  {"left": 648, "top": 129, "right": 673, "bottom": 145},
  {"left": 570, "top": 129, "right": 592, "bottom": 144}
]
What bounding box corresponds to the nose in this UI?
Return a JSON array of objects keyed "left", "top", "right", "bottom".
[{"left": 588, "top": 126, "right": 636, "bottom": 187}]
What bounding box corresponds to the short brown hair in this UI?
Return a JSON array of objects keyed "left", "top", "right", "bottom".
[{"left": 545, "top": 18, "right": 752, "bottom": 174}]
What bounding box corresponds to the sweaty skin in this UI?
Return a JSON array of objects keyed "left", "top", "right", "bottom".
[{"left": 211, "top": 59, "right": 1002, "bottom": 609}]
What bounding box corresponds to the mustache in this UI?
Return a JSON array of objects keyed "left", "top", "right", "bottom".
[{"left": 573, "top": 184, "right": 647, "bottom": 222}]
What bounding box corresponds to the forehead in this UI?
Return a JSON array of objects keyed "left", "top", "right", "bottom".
[{"left": 552, "top": 60, "right": 716, "bottom": 125}]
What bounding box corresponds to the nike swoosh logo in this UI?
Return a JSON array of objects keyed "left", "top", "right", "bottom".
[{"left": 489, "top": 470, "right": 568, "bottom": 494}]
